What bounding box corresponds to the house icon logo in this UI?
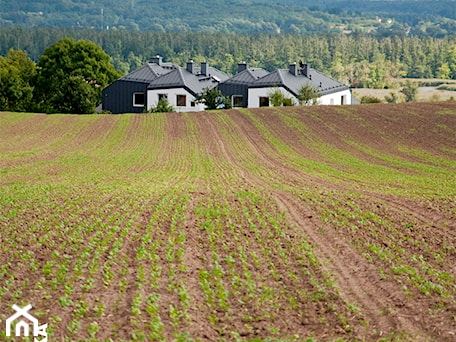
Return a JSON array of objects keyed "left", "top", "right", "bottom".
[{"left": 5, "top": 304, "right": 48, "bottom": 342}]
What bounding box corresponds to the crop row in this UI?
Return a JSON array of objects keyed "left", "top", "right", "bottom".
[{"left": 299, "top": 189, "right": 455, "bottom": 310}]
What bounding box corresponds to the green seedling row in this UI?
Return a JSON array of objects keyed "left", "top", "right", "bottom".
[{"left": 1, "top": 103, "right": 455, "bottom": 341}]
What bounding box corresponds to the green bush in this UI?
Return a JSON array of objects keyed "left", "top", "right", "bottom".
[
  {"left": 282, "top": 97, "right": 294, "bottom": 106},
  {"left": 437, "top": 84, "right": 456, "bottom": 91},
  {"left": 148, "top": 98, "right": 174, "bottom": 113},
  {"left": 384, "top": 92, "right": 399, "bottom": 103},
  {"left": 196, "top": 87, "right": 232, "bottom": 110},
  {"left": 400, "top": 80, "right": 418, "bottom": 102},
  {"left": 269, "top": 87, "right": 295, "bottom": 107},
  {"left": 297, "top": 84, "right": 320, "bottom": 105},
  {"left": 360, "top": 96, "right": 382, "bottom": 104}
]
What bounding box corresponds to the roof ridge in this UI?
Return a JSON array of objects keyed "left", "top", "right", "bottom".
[
  {"left": 177, "top": 67, "right": 186, "bottom": 84},
  {"left": 254, "top": 70, "right": 273, "bottom": 83},
  {"left": 277, "top": 69, "right": 286, "bottom": 85},
  {"left": 146, "top": 63, "right": 160, "bottom": 77},
  {"left": 245, "top": 68, "right": 255, "bottom": 78}
]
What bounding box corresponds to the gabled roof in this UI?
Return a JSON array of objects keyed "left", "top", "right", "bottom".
[
  {"left": 220, "top": 67, "right": 269, "bottom": 86},
  {"left": 148, "top": 66, "right": 230, "bottom": 96},
  {"left": 120, "top": 62, "right": 176, "bottom": 83},
  {"left": 251, "top": 66, "right": 349, "bottom": 96}
]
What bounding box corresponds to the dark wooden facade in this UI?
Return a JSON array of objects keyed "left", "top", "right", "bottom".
[{"left": 102, "top": 80, "right": 148, "bottom": 114}]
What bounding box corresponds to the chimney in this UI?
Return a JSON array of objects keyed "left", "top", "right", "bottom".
[
  {"left": 201, "top": 61, "right": 209, "bottom": 76},
  {"left": 289, "top": 62, "right": 298, "bottom": 76},
  {"left": 237, "top": 62, "right": 248, "bottom": 73},
  {"left": 186, "top": 60, "right": 194, "bottom": 74},
  {"left": 150, "top": 55, "right": 162, "bottom": 65},
  {"left": 302, "top": 63, "right": 308, "bottom": 77}
]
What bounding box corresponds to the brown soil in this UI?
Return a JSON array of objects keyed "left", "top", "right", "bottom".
[{"left": 0, "top": 102, "right": 455, "bottom": 341}]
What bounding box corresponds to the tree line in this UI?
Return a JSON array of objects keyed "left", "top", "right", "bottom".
[
  {"left": 0, "top": 28, "right": 455, "bottom": 113},
  {"left": 0, "top": 38, "right": 120, "bottom": 113},
  {"left": 1, "top": 27, "right": 455, "bottom": 82},
  {"left": 0, "top": 0, "right": 345, "bottom": 34}
]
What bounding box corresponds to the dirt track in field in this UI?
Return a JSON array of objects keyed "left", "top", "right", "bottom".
[{"left": 0, "top": 102, "right": 455, "bottom": 341}]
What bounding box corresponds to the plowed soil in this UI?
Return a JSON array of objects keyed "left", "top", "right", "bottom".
[{"left": 0, "top": 102, "right": 455, "bottom": 342}]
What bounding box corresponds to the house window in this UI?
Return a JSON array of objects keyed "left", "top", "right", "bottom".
[
  {"left": 259, "top": 96, "right": 269, "bottom": 107},
  {"left": 158, "top": 94, "right": 168, "bottom": 101},
  {"left": 133, "top": 92, "right": 145, "bottom": 107},
  {"left": 177, "top": 95, "right": 186, "bottom": 107},
  {"left": 341, "top": 95, "right": 346, "bottom": 105},
  {"left": 191, "top": 101, "right": 196, "bottom": 107},
  {"left": 232, "top": 95, "right": 243, "bottom": 108}
]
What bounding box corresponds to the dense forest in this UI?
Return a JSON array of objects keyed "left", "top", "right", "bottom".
[
  {"left": 1, "top": 0, "right": 456, "bottom": 36},
  {"left": 1, "top": 27, "right": 455, "bottom": 84},
  {"left": 1, "top": 29, "right": 455, "bottom": 114}
]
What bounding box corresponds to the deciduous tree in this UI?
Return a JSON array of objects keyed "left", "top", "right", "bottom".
[
  {"left": 196, "top": 87, "right": 231, "bottom": 110},
  {"left": 34, "top": 38, "right": 121, "bottom": 113},
  {"left": 0, "top": 49, "right": 36, "bottom": 112}
]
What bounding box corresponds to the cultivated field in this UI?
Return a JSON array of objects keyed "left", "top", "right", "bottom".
[
  {"left": 353, "top": 88, "right": 456, "bottom": 103},
  {"left": 0, "top": 102, "right": 455, "bottom": 341},
  {"left": 353, "top": 79, "right": 456, "bottom": 103}
]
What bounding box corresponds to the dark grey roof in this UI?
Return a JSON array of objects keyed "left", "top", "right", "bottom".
[
  {"left": 251, "top": 66, "right": 349, "bottom": 96},
  {"left": 147, "top": 66, "right": 230, "bottom": 96},
  {"left": 220, "top": 67, "right": 269, "bottom": 86},
  {"left": 120, "top": 62, "right": 176, "bottom": 83}
]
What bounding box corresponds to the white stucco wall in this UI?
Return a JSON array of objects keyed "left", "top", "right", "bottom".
[
  {"left": 319, "top": 89, "right": 352, "bottom": 105},
  {"left": 247, "top": 87, "right": 352, "bottom": 107},
  {"left": 147, "top": 88, "right": 206, "bottom": 112},
  {"left": 247, "top": 87, "right": 298, "bottom": 108}
]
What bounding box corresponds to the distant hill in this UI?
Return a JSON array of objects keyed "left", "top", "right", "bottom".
[{"left": 0, "top": 0, "right": 455, "bottom": 36}]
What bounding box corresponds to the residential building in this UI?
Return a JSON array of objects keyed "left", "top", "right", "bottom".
[
  {"left": 247, "top": 62, "right": 352, "bottom": 107},
  {"left": 218, "top": 62, "right": 269, "bottom": 108},
  {"left": 147, "top": 60, "right": 230, "bottom": 112},
  {"left": 102, "top": 55, "right": 176, "bottom": 114},
  {"left": 102, "top": 57, "right": 351, "bottom": 113}
]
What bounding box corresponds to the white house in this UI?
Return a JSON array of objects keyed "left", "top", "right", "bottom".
[
  {"left": 102, "top": 57, "right": 352, "bottom": 113},
  {"left": 147, "top": 60, "right": 230, "bottom": 112},
  {"left": 218, "top": 62, "right": 269, "bottom": 108},
  {"left": 247, "top": 62, "right": 352, "bottom": 107},
  {"left": 102, "top": 55, "right": 177, "bottom": 114}
]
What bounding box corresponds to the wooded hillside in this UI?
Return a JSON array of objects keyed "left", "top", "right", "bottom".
[
  {"left": 1, "top": 27, "right": 455, "bottom": 80},
  {"left": 1, "top": 0, "right": 455, "bottom": 36}
]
